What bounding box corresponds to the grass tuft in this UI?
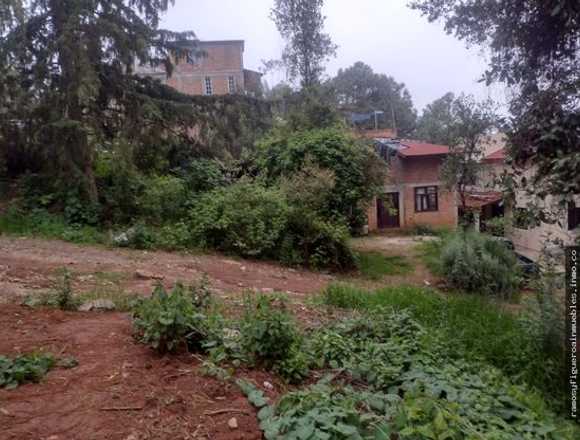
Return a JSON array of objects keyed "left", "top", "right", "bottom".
[{"left": 356, "top": 251, "right": 413, "bottom": 280}]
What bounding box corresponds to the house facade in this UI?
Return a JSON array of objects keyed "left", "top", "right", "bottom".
[
  {"left": 505, "top": 162, "right": 580, "bottom": 262},
  {"left": 474, "top": 146, "right": 579, "bottom": 262},
  {"left": 367, "top": 136, "right": 458, "bottom": 232},
  {"left": 137, "top": 40, "right": 263, "bottom": 97}
]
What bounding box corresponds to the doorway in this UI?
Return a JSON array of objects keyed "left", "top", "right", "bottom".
[{"left": 377, "top": 193, "right": 400, "bottom": 229}]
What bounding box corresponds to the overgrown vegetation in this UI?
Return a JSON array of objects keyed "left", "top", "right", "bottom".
[
  {"left": 323, "top": 283, "right": 568, "bottom": 412},
  {"left": 0, "top": 353, "right": 55, "bottom": 389},
  {"left": 422, "top": 231, "right": 521, "bottom": 298},
  {"left": 241, "top": 307, "right": 577, "bottom": 439},
  {"left": 132, "top": 283, "right": 212, "bottom": 354}
]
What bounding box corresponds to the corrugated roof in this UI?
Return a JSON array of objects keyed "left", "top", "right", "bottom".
[{"left": 398, "top": 141, "right": 450, "bottom": 157}]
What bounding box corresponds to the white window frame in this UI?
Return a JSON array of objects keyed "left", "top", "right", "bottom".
[
  {"left": 228, "top": 76, "right": 236, "bottom": 94},
  {"left": 204, "top": 77, "right": 213, "bottom": 95}
]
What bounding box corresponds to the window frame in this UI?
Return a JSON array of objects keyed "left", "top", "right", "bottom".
[
  {"left": 204, "top": 76, "right": 213, "bottom": 95},
  {"left": 415, "top": 186, "right": 439, "bottom": 213},
  {"left": 228, "top": 76, "right": 236, "bottom": 94}
]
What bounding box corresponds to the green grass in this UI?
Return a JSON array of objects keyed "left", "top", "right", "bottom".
[
  {"left": 0, "top": 208, "right": 106, "bottom": 245},
  {"left": 356, "top": 251, "right": 413, "bottom": 280},
  {"left": 416, "top": 238, "right": 444, "bottom": 276},
  {"left": 322, "top": 283, "right": 566, "bottom": 409}
]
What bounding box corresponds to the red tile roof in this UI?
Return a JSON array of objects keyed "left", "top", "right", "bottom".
[
  {"left": 484, "top": 148, "right": 506, "bottom": 162},
  {"left": 398, "top": 141, "right": 450, "bottom": 157}
]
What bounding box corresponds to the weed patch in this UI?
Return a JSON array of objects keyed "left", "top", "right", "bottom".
[
  {"left": 0, "top": 353, "right": 55, "bottom": 389},
  {"left": 242, "top": 309, "right": 578, "bottom": 439},
  {"left": 322, "top": 283, "right": 568, "bottom": 412}
]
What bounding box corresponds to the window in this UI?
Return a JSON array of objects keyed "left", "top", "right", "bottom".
[
  {"left": 569, "top": 202, "right": 580, "bottom": 230},
  {"left": 204, "top": 77, "right": 213, "bottom": 95},
  {"left": 228, "top": 76, "right": 236, "bottom": 94},
  {"left": 185, "top": 50, "right": 196, "bottom": 65},
  {"left": 415, "top": 186, "right": 438, "bottom": 212}
]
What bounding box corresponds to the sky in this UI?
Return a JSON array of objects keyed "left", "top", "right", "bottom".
[{"left": 161, "top": 0, "right": 508, "bottom": 112}]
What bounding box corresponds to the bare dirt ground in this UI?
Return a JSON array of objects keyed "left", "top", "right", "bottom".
[
  {"left": 0, "top": 304, "right": 280, "bottom": 440},
  {"left": 0, "top": 234, "right": 435, "bottom": 440},
  {"left": 0, "top": 236, "right": 334, "bottom": 304}
]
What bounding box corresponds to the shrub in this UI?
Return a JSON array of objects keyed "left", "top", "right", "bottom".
[
  {"left": 132, "top": 283, "right": 209, "bottom": 354},
  {"left": 257, "top": 127, "right": 386, "bottom": 230},
  {"left": 138, "top": 175, "right": 189, "bottom": 224},
  {"left": 0, "top": 353, "right": 55, "bottom": 389},
  {"left": 189, "top": 181, "right": 289, "bottom": 258},
  {"left": 280, "top": 214, "right": 356, "bottom": 270},
  {"left": 241, "top": 295, "right": 300, "bottom": 368},
  {"left": 181, "top": 158, "right": 227, "bottom": 193},
  {"left": 55, "top": 268, "right": 79, "bottom": 311},
  {"left": 95, "top": 149, "right": 145, "bottom": 224},
  {"left": 440, "top": 231, "right": 520, "bottom": 297}
]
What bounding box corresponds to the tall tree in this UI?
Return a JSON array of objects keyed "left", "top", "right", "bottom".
[
  {"left": 414, "top": 92, "right": 456, "bottom": 145},
  {"left": 271, "top": 0, "right": 337, "bottom": 88},
  {"left": 410, "top": 0, "right": 580, "bottom": 202},
  {"left": 439, "top": 95, "right": 498, "bottom": 215},
  {"left": 330, "top": 62, "right": 418, "bottom": 137},
  {"left": 0, "top": 0, "right": 195, "bottom": 202}
]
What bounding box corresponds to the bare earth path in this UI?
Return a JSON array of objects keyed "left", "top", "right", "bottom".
[{"left": 0, "top": 236, "right": 333, "bottom": 303}]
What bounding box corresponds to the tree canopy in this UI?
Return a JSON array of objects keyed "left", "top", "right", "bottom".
[
  {"left": 413, "top": 92, "right": 456, "bottom": 145},
  {"left": 329, "top": 62, "right": 418, "bottom": 138},
  {"left": 271, "top": 0, "right": 337, "bottom": 88},
  {"left": 411, "top": 0, "right": 580, "bottom": 201},
  {"left": 0, "top": 0, "right": 196, "bottom": 202}
]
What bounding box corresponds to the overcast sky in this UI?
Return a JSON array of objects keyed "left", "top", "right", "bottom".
[{"left": 161, "top": 0, "right": 508, "bottom": 112}]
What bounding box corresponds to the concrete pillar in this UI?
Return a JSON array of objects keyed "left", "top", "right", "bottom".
[{"left": 474, "top": 211, "right": 481, "bottom": 232}]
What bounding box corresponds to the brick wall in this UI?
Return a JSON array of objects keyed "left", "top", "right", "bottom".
[
  {"left": 402, "top": 185, "right": 457, "bottom": 228},
  {"left": 367, "top": 155, "right": 458, "bottom": 232},
  {"left": 140, "top": 41, "right": 253, "bottom": 96}
]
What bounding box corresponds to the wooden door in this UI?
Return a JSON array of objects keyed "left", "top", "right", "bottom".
[{"left": 377, "top": 193, "right": 400, "bottom": 229}]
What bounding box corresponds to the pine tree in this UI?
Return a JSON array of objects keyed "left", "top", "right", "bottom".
[{"left": 0, "top": 0, "right": 195, "bottom": 202}]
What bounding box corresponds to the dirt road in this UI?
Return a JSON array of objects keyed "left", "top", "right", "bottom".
[{"left": 0, "top": 236, "right": 334, "bottom": 303}]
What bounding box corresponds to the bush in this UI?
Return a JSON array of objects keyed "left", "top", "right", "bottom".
[
  {"left": 241, "top": 295, "right": 300, "bottom": 368},
  {"left": 138, "top": 175, "right": 189, "bottom": 224},
  {"left": 440, "top": 231, "right": 521, "bottom": 297},
  {"left": 181, "top": 158, "right": 227, "bottom": 193},
  {"left": 0, "top": 353, "right": 55, "bottom": 389},
  {"left": 257, "top": 127, "right": 386, "bottom": 230},
  {"left": 95, "top": 149, "right": 145, "bottom": 224},
  {"left": 280, "top": 214, "right": 356, "bottom": 270},
  {"left": 189, "top": 181, "right": 289, "bottom": 258},
  {"left": 132, "top": 283, "right": 209, "bottom": 354}
]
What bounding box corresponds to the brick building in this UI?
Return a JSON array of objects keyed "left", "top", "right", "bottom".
[
  {"left": 137, "top": 40, "right": 263, "bottom": 97},
  {"left": 366, "top": 134, "right": 458, "bottom": 231}
]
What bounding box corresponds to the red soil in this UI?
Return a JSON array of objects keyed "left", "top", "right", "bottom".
[{"left": 0, "top": 305, "right": 280, "bottom": 440}]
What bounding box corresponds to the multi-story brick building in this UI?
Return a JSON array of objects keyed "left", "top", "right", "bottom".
[
  {"left": 138, "top": 40, "right": 263, "bottom": 97},
  {"left": 365, "top": 132, "right": 458, "bottom": 231}
]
